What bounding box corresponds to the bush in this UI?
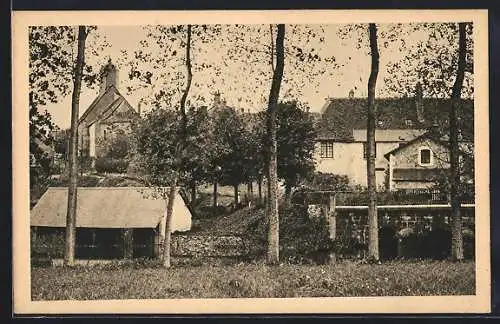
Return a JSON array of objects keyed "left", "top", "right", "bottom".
[
  {"left": 463, "top": 228, "right": 475, "bottom": 260},
  {"left": 422, "top": 228, "right": 451, "bottom": 260},
  {"left": 278, "top": 205, "right": 334, "bottom": 264},
  {"left": 95, "top": 157, "right": 129, "bottom": 173}
]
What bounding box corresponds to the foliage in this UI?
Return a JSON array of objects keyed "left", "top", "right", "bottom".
[
  {"left": 384, "top": 23, "right": 474, "bottom": 99},
  {"left": 210, "top": 106, "right": 253, "bottom": 187},
  {"left": 103, "top": 134, "right": 130, "bottom": 159},
  {"left": 275, "top": 101, "right": 317, "bottom": 192},
  {"left": 301, "top": 172, "right": 351, "bottom": 191},
  {"left": 248, "top": 204, "right": 333, "bottom": 265},
  {"left": 95, "top": 157, "right": 129, "bottom": 174},
  {"left": 31, "top": 260, "right": 475, "bottom": 299},
  {"left": 134, "top": 106, "right": 213, "bottom": 188},
  {"left": 29, "top": 26, "right": 108, "bottom": 196}
]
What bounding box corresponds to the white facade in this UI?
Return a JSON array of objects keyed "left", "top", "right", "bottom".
[{"left": 315, "top": 129, "right": 426, "bottom": 189}]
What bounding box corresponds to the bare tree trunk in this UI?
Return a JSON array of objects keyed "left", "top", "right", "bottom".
[
  {"left": 367, "top": 23, "right": 380, "bottom": 262},
  {"left": 234, "top": 184, "right": 239, "bottom": 206},
  {"left": 213, "top": 180, "right": 218, "bottom": 208},
  {"left": 450, "top": 22, "right": 467, "bottom": 261},
  {"left": 162, "top": 182, "right": 177, "bottom": 268},
  {"left": 266, "top": 24, "right": 285, "bottom": 265},
  {"left": 64, "top": 26, "right": 87, "bottom": 267},
  {"left": 162, "top": 24, "right": 193, "bottom": 268},
  {"left": 284, "top": 183, "right": 292, "bottom": 206},
  {"left": 247, "top": 182, "right": 253, "bottom": 206},
  {"left": 190, "top": 181, "right": 196, "bottom": 205},
  {"left": 258, "top": 176, "right": 263, "bottom": 204}
]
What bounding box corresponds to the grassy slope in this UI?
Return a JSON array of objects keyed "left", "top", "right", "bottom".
[{"left": 31, "top": 260, "right": 475, "bottom": 300}]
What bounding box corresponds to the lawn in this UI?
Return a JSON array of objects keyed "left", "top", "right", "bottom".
[{"left": 31, "top": 260, "right": 475, "bottom": 300}]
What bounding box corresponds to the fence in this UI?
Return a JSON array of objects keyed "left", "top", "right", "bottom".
[{"left": 292, "top": 188, "right": 475, "bottom": 206}]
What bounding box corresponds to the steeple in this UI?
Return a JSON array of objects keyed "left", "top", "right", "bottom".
[{"left": 99, "top": 58, "right": 119, "bottom": 95}]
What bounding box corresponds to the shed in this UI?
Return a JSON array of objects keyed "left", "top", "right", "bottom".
[{"left": 30, "top": 187, "right": 192, "bottom": 259}]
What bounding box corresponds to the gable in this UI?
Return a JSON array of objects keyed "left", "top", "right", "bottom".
[{"left": 79, "top": 86, "right": 138, "bottom": 126}]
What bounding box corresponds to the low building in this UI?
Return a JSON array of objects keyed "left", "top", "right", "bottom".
[
  {"left": 30, "top": 187, "right": 192, "bottom": 260},
  {"left": 384, "top": 130, "right": 474, "bottom": 190}
]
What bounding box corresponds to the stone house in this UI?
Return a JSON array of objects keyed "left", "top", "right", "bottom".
[
  {"left": 78, "top": 59, "right": 139, "bottom": 160},
  {"left": 314, "top": 84, "right": 474, "bottom": 190},
  {"left": 384, "top": 130, "right": 474, "bottom": 190}
]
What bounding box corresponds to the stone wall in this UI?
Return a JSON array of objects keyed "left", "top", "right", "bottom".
[
  {"left": 331, "top": 208, "right": 475, "bottom": 244},
  {"left": 170, "top": 234, "right": 260, "bottom": 259}
]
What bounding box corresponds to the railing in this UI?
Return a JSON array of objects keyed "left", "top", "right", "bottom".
[{"left": 292, "top": 188, "right": 475, "bottom": 206}]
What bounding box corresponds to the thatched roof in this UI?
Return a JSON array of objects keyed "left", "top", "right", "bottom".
[{"left": 31, "top": 187, "right": 190, "bottom": 229}]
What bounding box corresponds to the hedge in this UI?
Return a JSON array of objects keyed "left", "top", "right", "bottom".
[{"left": 95, "top": 157, "right": 129, "bottom": 173}]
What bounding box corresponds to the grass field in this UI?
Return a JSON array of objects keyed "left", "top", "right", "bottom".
[{"left": 31, "top": 260, "right": 475, "bottom": 300}]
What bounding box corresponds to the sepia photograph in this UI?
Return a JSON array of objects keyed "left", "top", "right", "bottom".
[{"left": 12, "top": 10, "right": 490, "bottom": 314}]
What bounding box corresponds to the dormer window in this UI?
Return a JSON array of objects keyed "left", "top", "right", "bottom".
[{"left": 419, "top": 147, "right": 433, "bottom": 166}]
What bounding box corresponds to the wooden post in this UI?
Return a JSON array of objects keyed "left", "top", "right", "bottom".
[
  {"left": 328, "top": 194, "right": 337, "bottom": 264},
  {"left": 123, "top": 229, "right": 133, "bottom": 259},
  {"left": 329, "top": 194, "right": 337, "bottom": 240},
  {"left": 153, "top": 228, "right": 160, "bottom": 258}
]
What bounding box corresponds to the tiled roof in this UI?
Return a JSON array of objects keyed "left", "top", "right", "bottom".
[
  {"left": 31, "top": 187, "right": 190, "bottom": 229},
  {"left": 352, "top": 129, "right": 427, "bottom": 142},
  {"left": 317, "top": 97, "right": 474, "bottom": 141},
  {"left": 79, "top": 85, "right": 138, "bottom": 126}
]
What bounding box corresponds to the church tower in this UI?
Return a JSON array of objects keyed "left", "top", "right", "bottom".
[{"left": 99, "top": 58, "right": 119, "bottom": 95}]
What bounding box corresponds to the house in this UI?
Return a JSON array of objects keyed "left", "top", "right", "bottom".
[
  {"left": 314, "top": 83, "right": 474, "bottom": 189},
  {"left": 384, "top": 130, "right": 474, "bottom": 190},
  {"left": 30, "top": 187, "right": 192, "bottom": 260},
  {"left": 78, "top": 59, "right": 140, "bottom": 160}
]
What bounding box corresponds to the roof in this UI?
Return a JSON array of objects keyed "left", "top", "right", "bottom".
[
  {"left": 317, "top": 97, "right": 474, "bottom": 141},
  {"left": 352, "top": 129, "right": 427, "bottom": 142},
  {"left": 31, "top": 187, "right": 185, "bottom": 228},
  {"left": 78, "top": 85, "right": 138, "bottom": 126},
  {"left": 393, "top": 168, "right": 448, "bottom": 181},
  {"left": 383, "top": 130, "right": 473, "bottom": 160}
]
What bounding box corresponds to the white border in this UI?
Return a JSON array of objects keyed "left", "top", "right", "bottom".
[{"left": 12, "top": 9, "right": 490, "bottom": 314}]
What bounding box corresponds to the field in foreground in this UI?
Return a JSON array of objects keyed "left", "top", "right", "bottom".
[{"left": 31, "top": 260, "right": 475, "bottom": 300}]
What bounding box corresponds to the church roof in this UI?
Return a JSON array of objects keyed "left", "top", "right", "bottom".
[{"left": 78, "top": 85, "right": 138, "bottom": 126}]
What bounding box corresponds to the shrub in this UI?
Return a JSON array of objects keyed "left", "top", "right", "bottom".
[
  {"left": 278, "top": 205, "right": 334, "bottom": 264},
  {"left": 422, "top": 228, "right": 451, "bottom": 260},
  {"left": 95, "top": 157, "right": 129, "bottom": 173},
  {"left": 463, "top": 228, "right": 475, "bottom": 260}
]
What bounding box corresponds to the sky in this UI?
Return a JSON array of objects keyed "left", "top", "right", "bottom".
[{"left": 39, "top": 24, "right": 448, "bottom": 129}]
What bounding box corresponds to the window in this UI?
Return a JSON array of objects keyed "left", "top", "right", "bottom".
[
  {"left": 363, "top": 142, "right": 377, "bottom": 159},
  {"left": 419, "top": 147, "right": 432, "bottom": 166},
  {"left": 320, "top": 141, "right": 334, "bottom": 158},
  {"left": 405, "top": 119, "right": 413, "bottom": 127}
]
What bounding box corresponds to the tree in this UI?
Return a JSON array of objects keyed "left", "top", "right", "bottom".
[
  {"left": 275, "top": 101, "right": 317, "bottom": 204},
  {"left": 367, "top": 23, "right": 380, "bottom": 262},
  {"left": 450, "top": 22, "right": 467, "bottom": 261},
  {"left": 132, "top": 25, "right": 196, "bottom": 268},
  {"left": 210, "top": 105, "right": 252, "bottom": 206},
  {"left": 266, "top": 24, "right": 285, "bottom": 265},
  {"left": 65, "top": 26, "right": 88, "bottom": 266}
]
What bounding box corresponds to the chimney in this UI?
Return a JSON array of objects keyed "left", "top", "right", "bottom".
[
  {"left": 349, "top": 89, "right": 355, "bottom": 99},
  {"left": 137, "top": 100, "right": 142, "bottom": 116},
  {"left": 240, "top": 108, "right": 244, "bottom": 114},
  {"left": 213, "top": 91, "right": 221, "bottom": 107},
  {"left": 99, "top": 58, "right": 119, "bottom": 95},
  {"left": 415, "top": 82, "right": 424, "bottom": 123}
]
